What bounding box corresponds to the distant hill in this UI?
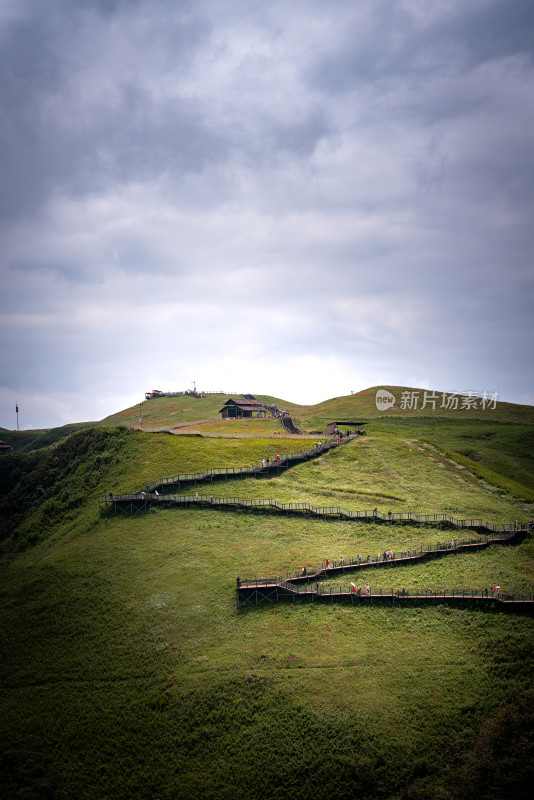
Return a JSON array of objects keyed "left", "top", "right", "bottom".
[
  {"left": 101, "top": 386, "right": 534, "bottom": 432},
  {"left": 0, "top": 422, "right": 100, "bottom": 453},
  {"left": 2, "top": 386, "right": 532, "bottom": 454}
]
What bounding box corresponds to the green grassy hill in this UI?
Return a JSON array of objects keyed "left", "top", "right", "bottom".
[
  {"left": 1, "top": 391, "right": 534, "bottom": 799},
  {"left": 0, "top": 421, "right": 100, "bottom": 453},
  {"left": 101, "top": 386, "right": 534, "bottom": 432}
]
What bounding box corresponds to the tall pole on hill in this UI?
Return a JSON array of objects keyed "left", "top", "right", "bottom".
[
  {"left": 15, "top": 403, "right": 19, "bottom": 431},
  {"left": 139, "top": 403, "right": 142, "bottom": 431}
]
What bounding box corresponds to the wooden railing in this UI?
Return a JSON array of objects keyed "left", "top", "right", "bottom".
[
  {"left": 99, "top": 490, "right": 532, "bottom": 535},
  {"left": 236, "top": 530, "right": 526, "bottom": 588},
  {"left": 237, "top": 582, "right": 533, "bottom": 608},
  {"left": 129, "top": 435, "right": 353, "bottom": 492}
]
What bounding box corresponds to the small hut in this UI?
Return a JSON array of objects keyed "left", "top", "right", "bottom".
[{"left": 219, "top": 397, "right": 269, "bottom": 419}]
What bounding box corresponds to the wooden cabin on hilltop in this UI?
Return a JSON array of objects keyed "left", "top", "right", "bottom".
[{"left": 219, "top": 396, "right": 269, "bottom": 419}]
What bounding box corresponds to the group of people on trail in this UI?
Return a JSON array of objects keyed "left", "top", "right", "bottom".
[
  {"left": 324, "top": 557, "right": 346, "bottom": 570},
  {"left": 372, "top": 508, "right": 393, "bottom": 519},
  {"left": 376, "top": 550, "right": 395, "bottom": 562},
  {"left": 349, "top": 584, "right": 370, "bottom": 596},
  {"left": 262, "top": 455, "right": 281, "bottom": 468}
]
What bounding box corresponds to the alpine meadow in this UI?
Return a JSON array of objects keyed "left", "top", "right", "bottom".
[{"left": 1, "top": 388, "right": 533, "bottom": 800}]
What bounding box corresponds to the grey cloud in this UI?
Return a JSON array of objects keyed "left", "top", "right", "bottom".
[
  {"left": 311, "top": 0, "right": 534, "bottom": 95},
  {"left": 447, "top": 0, "right": 534, "bottom": 67},
  {"left": 0, "top": 0, "right": 533, "bottom": 427},
  {"left": 0, "top": 0, "right": 334, "bottom": 227},
  {"left": 0, "top": 0, "right": 214, "bottom": 222}
]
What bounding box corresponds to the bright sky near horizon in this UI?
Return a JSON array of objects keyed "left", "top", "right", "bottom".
[{"left": 1, "top": 0, "right": 533, "bottom": 430}]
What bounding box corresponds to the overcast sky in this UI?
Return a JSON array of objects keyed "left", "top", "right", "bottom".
[{"left": 1, "top": 0, "right": 533, "bottom": 429}]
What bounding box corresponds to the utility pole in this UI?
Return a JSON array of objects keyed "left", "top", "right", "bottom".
[{"left": 15, "top": 403, "right": 19, "bottom": 431}]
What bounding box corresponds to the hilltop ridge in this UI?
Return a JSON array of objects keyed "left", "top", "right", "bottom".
[{"left": 102, "top": 385, "right": 534, "bottom": 431}]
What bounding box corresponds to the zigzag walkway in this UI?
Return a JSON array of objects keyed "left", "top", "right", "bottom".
[
  {"left": 100, "top": 487, "right": 531, "bottom": 535},
  {"left": 240, "top": 528, "right": 527, "bottom": 586},
  {"left": 237, "top": 529, "right": 533, "bottom": 611},
  {"left": 98, "top": 434, "right": 358, "bottom": 507},
  {"left": 144, "top": 434, "right": 352, "bottom": 492},
  {"left": 238, "top": 582, "right": 533, "bottom": 611}
]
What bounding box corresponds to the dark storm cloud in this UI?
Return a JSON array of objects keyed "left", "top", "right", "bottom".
[
  {"left": 311, "top": 0, "right": 534, "bottom": 94},
  {"left": 0, "top": 0, "right": 332, "bottom": 227},
  {"left": 0, "top": 0, "right": 533, "bottom": 427},
  {"left": 0, "top": 0, "right": 216, "bottom": 221}
]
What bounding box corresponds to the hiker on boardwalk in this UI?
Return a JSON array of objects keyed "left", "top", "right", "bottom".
[
  {"left": 351, "top": 583, "right": 356, "bottom": 593},
  {"left": 339, "top": 557, "right": 344, "bottom": 566},
  {"left": 357, "top": 586, "right": 362, "bottom": 596},
  {"left": 450, "top": 539, "right": 455, "bottom": 549},
  {"left": 236, "top": 577, "right": 241, "bottom": 588},
  {"left": 373, "top": 507, "right": 378, "bottom": 516},
  {"left": 325, "top": 559, "right": 329, "bottom": 570},
  {"left": 262, "top": 459, "right": 266, "bottom": 468},
  {"left": 365, "top": 584, "right": 370, "bottom": 595},
  {"left": 367, "top": 555, "right": 371, "bottom": 563},
  {"left": 302, "top": 567, "right": 307, "bottom": 576},
  {"left": 377, "top": 553, "right": 381, "bottom": 562},
  {"left": 356, "top": 555, "right": 360, "bottom": 565}
]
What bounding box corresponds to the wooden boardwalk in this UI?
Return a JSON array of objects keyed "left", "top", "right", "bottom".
[
  {"left": 237, "top": 582, "right": 533, "bottom": 611},
  {"left": 237, "top": 529, "right": 533, "bottom": 611},
  {"left": 99, "top": 489, "right": 531, "bottom": 536},
  {"left": 99, "top": 433, "right": 531, "bottom": 535},
  {"left": 100, "top": 433, "right": 356, "bottom": 500},
  {"left": 97, "top": 432, "right": 533, "bottom": 613},
  {"left": 238, "top": 529, "right": 527, "bottom": 585}
]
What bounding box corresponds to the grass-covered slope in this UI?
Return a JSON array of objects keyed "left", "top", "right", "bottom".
[
  {"left": 101, "top": 385, "right": 534, "bottom": 432},
  {"left": 0, "top": 421, "right": 100, "bottom": 453},
  {"left": 372, "top": 416, "right": 534, "bottom": 490},
  {"left": 291, "top": 385, "right": 534, "bottom": 428},
  {"left": 1, "top": 425, "right": 534, "bottom": 799},
  {"left": 175, "top": 431, "right": 534, "bottom": 518},
  {"left": 0, "top": 428, "right": 314, "bottom": 554}
]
